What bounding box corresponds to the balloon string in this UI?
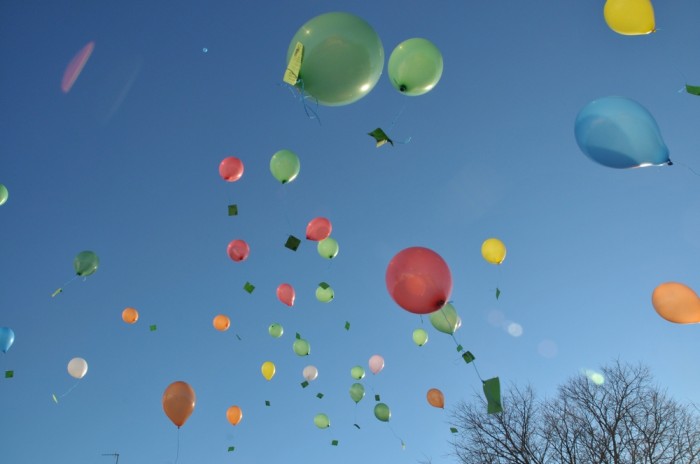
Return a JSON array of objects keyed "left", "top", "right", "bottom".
[
  {"left": 174, "top": 427, "right": 180, "bottom": 464},
  {"left": 386, "top": 100, "right": 412, "bottom": 145},
  {"left": 53, "top": 380, "right": 81, "bottom": 402},
  {"left": 52, "top": 275, "right": 78, "bottom": 298},
  {"left": 448, "top": 332, "right": 485, "bottom": 383},
  {"left": 672, "top": 160, "right": 700, "bottom": 177},
  {"left": 281, "top": 80, "right": 321, "bottom": 124},
  {"left": 387, "top": 423, "right": 406, "bottom": 450},
  {"left": 278, "top": 185, "right": 295, "bottom": 234}
]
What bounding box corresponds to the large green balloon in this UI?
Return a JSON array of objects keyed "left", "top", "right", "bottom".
[
  {"left": 268, "top": 323, "right": 284, "bottom": 338},
  {"left": 315, "top": 283, "right": 334, "bottom": 303},
  {"left": 313, "top": 413, "right": 330, "bottom": 429},
  {"left": 388, "top": 38, "right": 443, "bottom": 96},
  {"left": 374, "top": 403, "right": 391, "bottom": 422},
  {"left": 349, "top": 382, "right": 365, "bottom": 403},
  {"left": 317, "top": 237, "right": 339, "bottom": 259},
  {"left": 429, "top": 302, "right": 461, "bottom": 335},
  {"left": 412, "top": 328, "right": 429, "bottom": 346},
  {"left": 293, "top": 338, "right": 311, "bottom": 356},
  {"left": 350, "top": 366, "right": 365, "bottom": 380},
  {"left": 74, "top": 251, "right": 99, "bottom": 277},
  {"left": 0, "top": 184, "right": 8, "bottom": 206},
  {"left": 270, "top": 149, "right": 300, "bottom": 184},
  {"left": 286, "top": 12, "right": 384, "bottom": 106}
]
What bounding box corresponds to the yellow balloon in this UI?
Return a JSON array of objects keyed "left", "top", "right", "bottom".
[
  {"left": 261, "top": 361, "right": 276, "bottom": 381},
  {"left": 604, "top": 0, "right": 655, "bottom": 35},
  {"left": 481, "top": 238, "right": 506, "bottom": 265}
]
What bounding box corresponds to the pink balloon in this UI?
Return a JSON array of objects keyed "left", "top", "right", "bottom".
[
  {"left": 62, "top": 42, "right": 95, "bottom": 93},
  {"left": 385, "top": 247, "right": 452, "bottom": 314},
  {"left": 306, "top": 217, "right": 332, "bottom": 241},
  {"left": 227, "top": 239, "right": 250, "bottom": 262},
  {"left": 368, "top": 354, "right": 384, "bottom": 375},
  {"left": 219, "top": 157, "right": 244, "bottom": 182},
  {"left": 276, "top": 283, "right": 295, "bottom": 306}
]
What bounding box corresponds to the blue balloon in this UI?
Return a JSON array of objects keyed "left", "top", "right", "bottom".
[
  {"left": 0, "top": 327, "right": 15, "bottom": 353},
  {"left": 574, "top": 96, "right": 670, "bottom": 169}
]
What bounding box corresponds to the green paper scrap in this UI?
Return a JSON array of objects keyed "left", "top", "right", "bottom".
[
  {"left": 228, "top": 204, "right": 238, "bottom": 216},
  {"left": 496, "top": 288, "right": 501, "bottom": 300},
  {"left": 52, "top": 394, "right": 58, "bottom": 403},
  {"left": 236, "top": 334, "right": 242, "bottom": 341},
  {"left": 374, "top": 394, "right": 380, "bottom": 401},
  {"left": 331, "top": 440, "right": 339, "bottom": 446},
  {"left": 301, "top": 381, "right": 309, "bottom": 388},
  {"left": 686, "top": 84, "right": 700, "bottom": 96},
  {"left": 344, "top": 321, "right": 350, "bottom": 331},
  {"left": 244, "top": 282, "right": 255, "bottom": 293},
  {"left": 149, "top": 324, "right": 157, "bottom": 332},
  {"left": 265, "top": 400, "right": 271, "bottom": 406},
  {"left": 285, "top": 235, "right": 301, "bottom": 251},
  {"left": 462, "top": 351, "right": 475, "bottom": 364},
  {"left": 283, "top": 42, "right": 303, "bottom": 85},
  {"left": 316, "top": 393, "right": 324, "bottom": 399},
  {"left": 450, "top": 427, "right": 458, "bottom": 434},
  {"left": 228, "top": 446, "right": 235, "bottom": 452},
  {"left": 295, "top": 332, "right": 301, "bottom": 339},
  {"left": 483, "top": 377, "right": 503, "bottom": 414},
  {"left": 5, "top": 370, "right": 14, "bottom": 378},
  {"left": 401, "top": 441, "right": 406, "bottom": 450},
  {"left": 51, "top": 288, "right": 63, "bottom": 298},
  {"left": 318, "top": 282, "right": 330, "bottom": 289},
  {"left": 456, "top": 344, "right": 463, "bottom": 352},
  {"left": 368, "top": 128, "right": 394, "bottom": 147},
  {"left": 353, "top": 424, "right": 361, "bottom": 429}
]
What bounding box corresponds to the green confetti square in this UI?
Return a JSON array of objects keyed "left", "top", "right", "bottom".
[
  {"left": 227, "top": 204, "right": 238, "bottom": 216},
  {"left": 149, "top": 324, "right": 157, "bottom": 332},
  {"left": 5, "top": 370, "right": 13, "bottom": 378},
  {"left": 318, "top": 281, "right": 330, "bottom": 289},
  {"left": 285, "top": 235, "right": 301, "bottom": 251},
  {"left": 331, "top": 440, "right": 339, "bottom": 446},
  {"left": 244, "top": 282, "right": 255, "bottom": 293},
  {"left": 265, "top": 400, "right": 270, "bottom": 406},
  {"left": 456, "top": 344, "right": 463, "bottom": 352},
  {"left": 228, "top": 446, "right": 235, "bottom": 452},
  {"left": 301, "top": 381, "right": 309, "bottom": 388},
  {"left": 374, "top": 394, "right": 380, "bottom": 401},
  {"left": 316, "top": 393, "right": 324, "bottom": 399},
  {"left": 450, "top": 427, "right": 458, "bottom": 434},
  {"left": 344, "top": 321, "right": 350, "bottom": 331},
  {"left": 295, "top": 332, "right": 301, "bottom": 339},
  {"left": 496, "top": 288, "right": 501, "bottom": 299},
  {"left": 462, "top": 351, "right": 475, "bottom": 364}
]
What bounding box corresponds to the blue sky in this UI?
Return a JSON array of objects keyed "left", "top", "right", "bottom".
[{"left": 1, "top": 1, "right": 699, "bottom": 463}]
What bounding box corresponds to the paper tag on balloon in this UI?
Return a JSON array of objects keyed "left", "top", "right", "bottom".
[{"left": 283, "top": 42, "right": 303, "bottom": 85}]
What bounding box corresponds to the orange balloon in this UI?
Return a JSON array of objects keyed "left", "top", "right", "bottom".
[
  {"left": 213, "top": 314, "right": 231, "bottom": 331},
  {"left": 226, "top": 405, "right": 243, "bottom": 426},
  {"left": 652, "top": 282, "right": 700, "bottom": 324},
  {"left": 426, "top": 388, "right": 445, "bottom": 409},
  {"left": 163, "top": 381, "right": 196, "bottom": 428},
  {"left": 122, "top": 307, "right": 139, "bottom": 324}
]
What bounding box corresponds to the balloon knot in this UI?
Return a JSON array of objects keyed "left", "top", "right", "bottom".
[
  {"left": 667, "top": 160, "right": 673, "bottom": 166},
  {"left": 435, "top": 300, "right": 446, "bottom": 309},
  {"left": 399, "top": 84, "right": 407, "bottom": 92}
]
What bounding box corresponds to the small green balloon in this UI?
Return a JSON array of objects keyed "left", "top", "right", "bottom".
[
  {"left": 73, "top": 251, "right": 99, "bottom": 277},
  {"left": 315, "top": 284, "right": 334, "bottom": 303},
  {"left": 317, "top": 237, "right": 339, "bottom": 259},
  {"left": 313, "top": 413, "right": 330, "bottom": 429},
  {"left": 268, "top": 323, "right": 284, "bottom": 338},
  {"left": 374, "top": 403, "right": 391, "bottom": 422},
  {"left": 270, "top": 149, "right": 300, "bottom": 184},
  {"left": 0, "top": 184, "right": 8, "bottom": 206},
  {"left": 388, "top": 38, "right": 443, "bottom": 96},
  {"left": 429, "top": 302, "right": 461, "bottom": 335},
  {"left": 412, "top": 328, "right": 429, "bottom": 346},
  {"left": 349, "top": 382, "right": 365, "bottom": 403},
  {"left": 350, "top": 366, "right": 365, "bottom": 380},
  {"left": 293, "top": 338, "right": 311, "bottom": 356}
]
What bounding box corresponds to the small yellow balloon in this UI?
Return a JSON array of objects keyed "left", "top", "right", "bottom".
[
  {"left": 604, "top": 0, "right": 655, "bottom": 36},
  {"left": 481, "top": 238, "right": 506, "bottom": 265},
  {"left": 261, "top": 361, "right": 276, "bottom": 381}
]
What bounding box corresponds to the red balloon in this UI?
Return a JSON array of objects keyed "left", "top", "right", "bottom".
[
  {"left": 306, "top": 217, "right": 332, "bottom": 241},
  {"left": 276, "top": 283, "right": 295, "bottom": 306},
  {"left": 219, "top": 156, "right": 244, "bottom": 182},
  {"left": 163, "top": 381, "right": 196, "bottom": 428},
  {"left": 385, "top": 247, "right": 452, "bottom": 314},
  {"left": 227, "top": 239, "right": 250, "bottom": 262}
]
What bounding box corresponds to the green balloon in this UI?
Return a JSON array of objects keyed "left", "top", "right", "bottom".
[
  {"left": 388, "top": 38, "right": 443, "bottom": 96},
  {"left": 349, "top": 382, "right": 365, "bottom": 403},
  {"left": 374, "top": 403, "right": 391, "bottom": 422},
  {"left": 412, "top": 328, "right": 429, "bottom": 346},
  {"left": 270, "top": 149, "right": 300, "bottom": 184},
  {"left": 268, "top": 323, "right": 284, "bottom": 338},
  {"left": 317, "top": 237, "right": 339, "bottom": 259},
  {"left": 286, "top": 12, "right": 384, "bottom": 106},
  {"left": 429, "top": 302, "right": 461, "bottom": 335},
  {"left": 293, "top": 338, "right": 310, "bottom": 356},
  {"left": 0, "top": 184, "right": 8, "bottom": 206},
  {"left": 350, "top": 366, "right": 365, "bottom": 380},
  {"left": 313, "top": 413, "right": 330, "bottom": 429},
  {"left": 73, "top": 251, "right": 99, "bottom": 277},
  {"left": 315, "top": 283, "right": 334, "bottom": 303}
]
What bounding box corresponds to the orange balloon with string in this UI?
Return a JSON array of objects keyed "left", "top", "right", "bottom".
[
  {"left": 426, "top": 388, "right": 445, "bottom": 409},
  {"left": 213, "top": 315, "right": 231, "bottom": 331},
  {"left": 122, "top": 307, "right": 139, "bottom": 324}
]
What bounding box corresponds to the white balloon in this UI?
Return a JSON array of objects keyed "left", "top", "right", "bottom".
[
  {"left": 302, "top": 365, "right": 318, "bottom": 382},
  {"left": 67, "top": 357, "right": 88, "bottom": 379}
]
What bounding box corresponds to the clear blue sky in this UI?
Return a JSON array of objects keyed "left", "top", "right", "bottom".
[{"left": 1, "top": 1, "right": 699, "bottom": 463}]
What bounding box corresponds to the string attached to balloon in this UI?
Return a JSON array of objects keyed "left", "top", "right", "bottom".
[{"left": 52, "top": 380, "right": 81, "bottom": 403}]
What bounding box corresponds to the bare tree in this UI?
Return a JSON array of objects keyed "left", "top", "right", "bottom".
[{"left": 450, "top": 362, "right": 700, "bottom": 464}]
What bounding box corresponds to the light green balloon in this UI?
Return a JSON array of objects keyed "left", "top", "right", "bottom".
[
  {"left": 388, "top": 38, "right": 443, "bottom": 96},
  {"left": 268, "top": 323, "right": 284, "bottom": 338},
  {"left": 286, "top": 12, "right": 384, "bottom": 106},
  {"left": 293, "top": 338, "right": 310, "bottom": 356},
  {"left": 429, "top": 302, "right": 461, "bottom": 335},
  {"left": 315, "top": 283, "right": 334, "bottom": 303},
  {"left": 349, "top": 382, "right": 365, "bottom": 403},
  {"left": 412, "top": 328, "right": 429, "bottom": 346},
  {"left": 350, "top": 366, "right": 365, "bottom": 380},
  {"left": 317, "top": 237, "right": 339, "bottom": 259},
  {"left": 313, "top": 413, "right": 330, "bottom": 429},
  {"left": 0, "top": 184, "right": 8, "bottom": 206},
  {"left": 374, "top": 403, "right": 391, "bottom": 422},
  {"left": 73, "top": 251, "right": 99, "bottom": 277},
  {"left": 270, "top": 149, "right": 300, "bottom": 184}
]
